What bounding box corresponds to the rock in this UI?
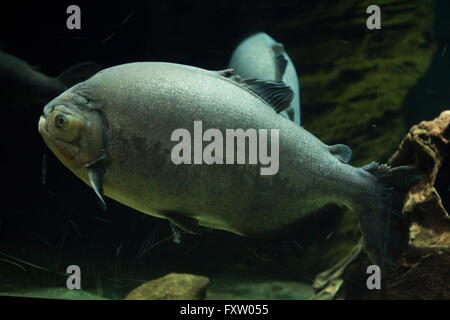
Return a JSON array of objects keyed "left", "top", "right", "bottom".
[
  {"left": 124, "top": 273, "right": 209, "bottom": 300},
  {"left": 389, "top": 110, "right": 450, "bottom": 228},
  {"left": 311, "top": 111, "right": 450, "bottom": 299}
]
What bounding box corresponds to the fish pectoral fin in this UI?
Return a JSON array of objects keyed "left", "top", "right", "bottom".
[
  {"left": 88, "top": 166, "right": 107, "bottom": 210},
  {"left": 328, "top": 144, "right": 352, "bottom": 163},
  {"left": 164, "top": 212, "right": 201, "bottom": 235},
  {"left": 271, "top": 43, "right": 288, "bottom": 81}
]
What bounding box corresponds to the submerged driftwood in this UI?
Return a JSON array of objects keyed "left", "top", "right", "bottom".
[{"left": 312, "top": 111, "right": 450, "bottom": 299}]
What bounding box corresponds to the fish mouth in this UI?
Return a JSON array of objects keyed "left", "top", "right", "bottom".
[
  {"left": 38, "top": 102, "right": 55, "bottom": 137},
  {"left": 39, "top": 99, "right": 66, "bottom": 135},
  {"left": 38, "top": 114, "right": 50, "bottom": 138}
]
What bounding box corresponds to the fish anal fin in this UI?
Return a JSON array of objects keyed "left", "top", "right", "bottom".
[
  {"left": 164, "top": 212, "right": 201, "bottom": 235},
  {"left": 328, "top": 144, "right": 352, "bottom": 163}
]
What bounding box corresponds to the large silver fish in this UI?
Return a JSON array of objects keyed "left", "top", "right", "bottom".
[
  {"left": 38, "top": 62, "right": 420, "bottom": 270},
  {"left": 229, "top": 32, "right": 301, "bottom": 126}
]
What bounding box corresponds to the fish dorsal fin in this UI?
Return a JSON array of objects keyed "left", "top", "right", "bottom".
[
  {"left": 328, "top": 144, "right": 352, "bottom": 163},
  {"left": 218, "top": 69, "right": 294, "bottom": 113},
  {"left": 271, "top": 43, "right": 288, "bottom": 81},
  {"left": 240, "top": 78, "right": 294, "bottom": 113}
]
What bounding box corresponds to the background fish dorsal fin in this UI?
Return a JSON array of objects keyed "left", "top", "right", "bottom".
[
  {"left": 328, "top": 144, "right": 352, "bottom": 163},
  {"left": 271, "top": 43, "right": 288, "bottom": 81},
  {"left": 217, "top": 69, "right": 294, "bottom": 113}
]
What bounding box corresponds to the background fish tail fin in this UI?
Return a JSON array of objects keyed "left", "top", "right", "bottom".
[{"left": 359, "top": 161, "right": 422, "bottom": 272}]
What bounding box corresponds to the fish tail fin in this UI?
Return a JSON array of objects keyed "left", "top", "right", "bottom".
[{"left": 359, "top": 161, "right": 421, "bottom": 272}]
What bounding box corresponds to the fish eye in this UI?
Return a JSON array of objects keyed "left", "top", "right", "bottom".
[{"left": 55, "top": 113, "right": 67, "bottom": 129}]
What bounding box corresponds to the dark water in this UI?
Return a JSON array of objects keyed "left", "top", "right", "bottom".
[
  {"left": 0, "top": 0, "right": 447, "bottom": 300},
  {"left": 405, "top": 0, "right": 450, "bottom": 126}
]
